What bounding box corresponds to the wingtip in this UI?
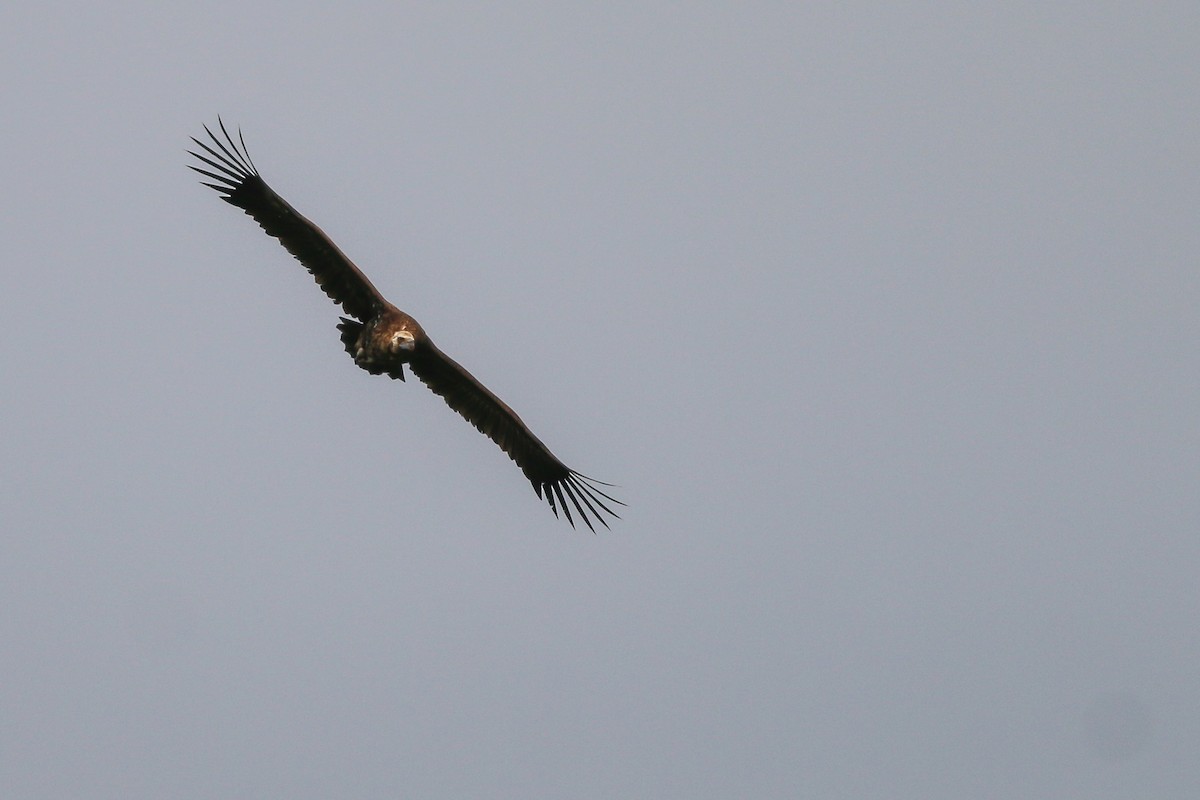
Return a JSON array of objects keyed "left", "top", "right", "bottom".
[{"left": 534, "top": 473, "right": 620, "bottom": 532}]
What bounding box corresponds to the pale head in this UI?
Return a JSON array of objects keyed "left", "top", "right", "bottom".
[{"left": 389, "top": 329, "right": 416, "bottom": 353}]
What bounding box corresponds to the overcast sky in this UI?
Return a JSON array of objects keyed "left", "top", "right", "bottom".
[{"left": 2, "top": 3, "right": 1198, "bottom": 798}]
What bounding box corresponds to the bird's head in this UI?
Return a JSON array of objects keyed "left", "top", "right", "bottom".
[{"left": 389, "top": 329, "right": 416, "bottom": 354}]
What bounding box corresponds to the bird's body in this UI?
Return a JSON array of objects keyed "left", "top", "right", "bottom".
[
  {"left": 338, "top": 306, "right": 423, "bottom": 382},
  {"left": 188, "top": 120, "right": 619, "bottom": 529}
]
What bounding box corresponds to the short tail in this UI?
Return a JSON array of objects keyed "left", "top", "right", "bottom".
[{"left": 337, "top": 317, "right": 363, "bottom": 356}]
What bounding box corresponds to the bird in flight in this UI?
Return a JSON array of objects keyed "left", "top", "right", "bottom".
[{"left": 188, "top": 120, "right": 620, "bottom": 530}]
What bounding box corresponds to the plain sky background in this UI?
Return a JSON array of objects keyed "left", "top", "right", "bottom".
[{"left": 2, "top": 3, "right": 1197, "bottom": 798}]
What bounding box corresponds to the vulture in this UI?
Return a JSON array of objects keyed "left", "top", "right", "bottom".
[{"left": 188, "top": 120, "right": 620, "bottom": 530}]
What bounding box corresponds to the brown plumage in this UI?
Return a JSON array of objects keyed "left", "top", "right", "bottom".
[{"left": 188, "top": 120, "right": 620, "bottom": 530}]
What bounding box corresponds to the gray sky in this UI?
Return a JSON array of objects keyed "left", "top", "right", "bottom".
[{"left": 2, "top": 3, "right": 1198, "bottom": 797}]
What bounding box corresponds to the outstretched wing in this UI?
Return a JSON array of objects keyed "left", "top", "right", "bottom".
[
  {"left": 188, "top": 119, "right": 385, "bottom": 321},
  {"left": 409, "top": 341, "right": 622, "bottom": 531}
]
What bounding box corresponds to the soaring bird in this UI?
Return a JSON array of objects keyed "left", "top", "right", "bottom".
[{"left": 188, "top": 120, "right": 620, "bottom": 530}]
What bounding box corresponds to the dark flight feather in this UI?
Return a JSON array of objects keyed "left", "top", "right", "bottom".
[
  {"left": 189, "top": 119, "right": 383, "bottom": 321},
  {"left": 189, "top": 119, "right": 621, "bottom": 530}
]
